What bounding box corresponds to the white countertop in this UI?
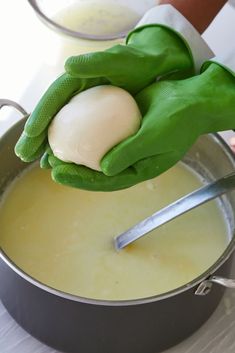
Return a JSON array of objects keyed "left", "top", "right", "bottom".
[{"left": 0, "top": 1, "right": 235, "bottom": 353}]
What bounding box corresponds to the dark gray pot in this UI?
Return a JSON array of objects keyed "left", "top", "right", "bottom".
[{"left": 0, "top": 118, "right": 235, "bottom": 353}]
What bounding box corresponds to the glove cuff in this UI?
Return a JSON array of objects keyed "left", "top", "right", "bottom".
[
  {"left": 201, "top": 54, "right": 235, "bottom": 77},
  {"left": 134, "top": 4, "right": 213, "bottom": 73}
]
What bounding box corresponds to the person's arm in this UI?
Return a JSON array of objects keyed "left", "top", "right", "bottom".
[
  {"left": 158, "top": 0, "right": 228, "bottom": 33},
  {"left": 230, "top": 137, "right": 235, "bottom": 152}
]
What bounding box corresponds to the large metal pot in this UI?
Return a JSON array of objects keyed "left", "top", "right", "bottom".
[{"left": 0, "top": 101, "right": 235, "bottom": 353}]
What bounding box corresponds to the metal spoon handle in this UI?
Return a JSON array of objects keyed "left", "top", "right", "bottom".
[{"left": 115, "top": 172, "right": 235, "bottom": 250}]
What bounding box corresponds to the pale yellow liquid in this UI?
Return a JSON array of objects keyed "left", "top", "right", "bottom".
[
  {"left": 0, "top": 164, "right": 228, "bottom": 300},
  {"left": 55, "top": 1, "right": 140, "bottom": 36},
  {"left": 48, "top": 1, "right": 139, "bottom": 71}
]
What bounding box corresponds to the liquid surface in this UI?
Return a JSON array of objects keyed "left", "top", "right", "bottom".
[
  {"left": 55, "top": 1, "right": 140, "bottom": 36},
  {"left": 0, "top": 164, "right": 228, "bottom": 300}
]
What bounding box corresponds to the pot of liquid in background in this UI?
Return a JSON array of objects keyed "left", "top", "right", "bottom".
[
  {"left": 0, "top": 119, "right": 235, "bottom": 353},
  {"left": 28, "top": 0, "right": 156, "bottom": 72}
]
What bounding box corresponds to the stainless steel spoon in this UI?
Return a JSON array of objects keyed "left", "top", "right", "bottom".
[{"left": 115, "top": 172, "right": 235, "bottom": 250}]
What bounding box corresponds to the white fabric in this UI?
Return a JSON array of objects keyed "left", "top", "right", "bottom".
[
  {"left": 229, "top": 0, "right": 235, "bottom": 8},
  {"left": 211, "top": 54, "right": 235, "bottom": 74},
  {"left": 136, "top": 5, "right": 214, "bottom": 72}
]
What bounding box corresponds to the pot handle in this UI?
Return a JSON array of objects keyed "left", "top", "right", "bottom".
[
  {"left": 0, "top": 99, "right": 29, "bottom": 118},
  {"left": 195, "top": 275, "right": 235, "bottom": 296}
]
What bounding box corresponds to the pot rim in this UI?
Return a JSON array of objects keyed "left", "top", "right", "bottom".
[
  {"left": 28, "top": 0, "right": 133, "bottom": 41},
  {"left": 0, "top": 121, "right": 235, "bottom": 307}
]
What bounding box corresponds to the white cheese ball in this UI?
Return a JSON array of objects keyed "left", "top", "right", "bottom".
[{"left": 48, "top": 85, "right": 142, "bottom": 171}]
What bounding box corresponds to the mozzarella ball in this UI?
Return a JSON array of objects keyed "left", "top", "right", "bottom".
[{"left": 48, "top": 85, "right": 142, "bottom": 171}]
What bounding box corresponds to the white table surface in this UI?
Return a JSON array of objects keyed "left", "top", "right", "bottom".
[{"left": 0, "top": 1, "right": 235, "bottom": 352}]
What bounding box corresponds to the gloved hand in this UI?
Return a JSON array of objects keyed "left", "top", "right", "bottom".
[
  {"left": 16, "top": 62, "right": 235, "bottom": 192},
  {"left": 15, "top": 15, "right": 197, "bottom": 159},
  {"left": 101, "top": 61, "right": 235, "bottom": 177},
  {"left": 65, "top": 3, "right": 214, "bottom": 90},
  {"left": 65, "top": 24, "right": 194, "bottom": 95},
  {"left": 55, "top": 62, "right": 235, "bottom": 191},
  {"left": 15, "top": 5, "right": 214, "bottom": 191}
]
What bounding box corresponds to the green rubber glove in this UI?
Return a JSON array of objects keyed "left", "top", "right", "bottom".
[
  {"left": 101, "top": 62, "right": 235, "bottom": 177},
  {"left": 46, "top": 62, "right": 235, "bottom": 191},
  {"left": 15, "top": 23, "right": 194, "bottom": 160},
  {"left": 15, "top": 22, "right": 198, "bottom": 190},
  {"left": 15, "top": 62, "right": 235, "bottom": 192},
  {"left": 65, "top": 24, "right": 194, "bottom": 94}
]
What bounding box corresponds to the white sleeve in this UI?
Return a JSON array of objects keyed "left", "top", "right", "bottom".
[
  {"left": 210, "top": 53, "right": 235, "bottom": 74},
  {"left": 136, "top": 5, "right": 214, "bottom": 73}
]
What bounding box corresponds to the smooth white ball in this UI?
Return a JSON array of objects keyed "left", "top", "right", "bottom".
[{"left": 48, "top": 85, "right": 142, "bottom": 171}]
